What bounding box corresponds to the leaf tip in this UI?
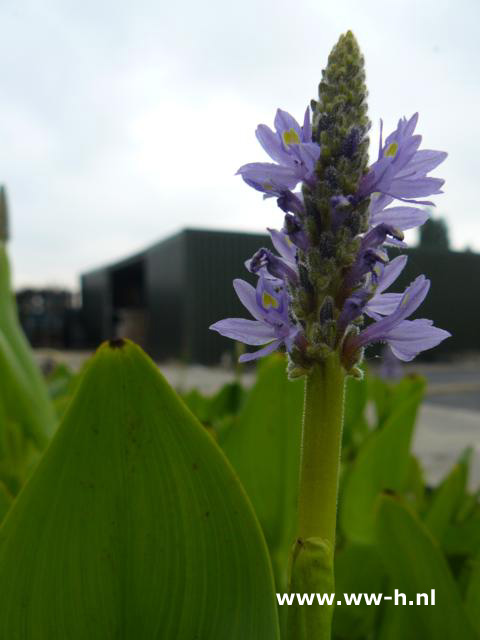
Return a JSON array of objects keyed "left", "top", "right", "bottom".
[{"left": 108, "top": 338, "right": 127, "bottom": 349}]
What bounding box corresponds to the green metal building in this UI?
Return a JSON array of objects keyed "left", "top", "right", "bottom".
[
  {"left": 81, "top": 228, "right": 479, "bottom": 364},
  {"left": 81, "top": 228, "right": 272, "bottom": 363}
]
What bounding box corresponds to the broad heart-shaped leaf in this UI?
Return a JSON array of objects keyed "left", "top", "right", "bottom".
[
  {"left": 340, "top": 376, "right": 425, "bottom": 544},
  {"left": 0, "top": 340, "right": 280, "bottom": 639},
  {"left": 375, "top": 494, "right": 477, "bottom": 640},
  {"left": 220, "top": 355, "right": 304, "bottom": 592}
]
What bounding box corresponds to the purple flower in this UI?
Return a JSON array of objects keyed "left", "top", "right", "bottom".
[
  {"left": 277, "top": 191, "right": 305, "bottom": 216},
  {"left": 236, "top": 163, "right": 301, "bottom": 196},
  {"left": 248, "top": 248, "right": 299, "bottom": 284},
  {"left": 283, "top": 213, "right": 309, "bottom": 250},
  {"left": 237, "top": 107, "right": 321, "bottom": 195},
  {"left": 337, "top": 255, "right": 407, "bottom": 331},
  {"left": 344, "top": 275, "right": 450, "bottom": 361},
  {"left": 209, "top": 276, "right": 299, "bottom": 362},
  {"left": 359, "top": 113, "right": 447, "bottom": 205},
  {"left": 246, "top": 227, "right": 299, "bottom": 280},
  {"left": 269, "top": 227, "right": 298, "bottom": 263},
  {"left": 343, "top": 223, "right": 403, "bottom": 289},
  {"left": 364, "top": 255, "right": 407, "bottom": 319},
  {"left": 369, "top": 193, "right": 430, "bottom": 232}
]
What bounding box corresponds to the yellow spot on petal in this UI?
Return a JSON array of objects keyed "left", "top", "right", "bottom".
[
  {"left": 385, "top": 142, "right": 399, "bottom": 158},
  {"left": 262, "top": 182, "right": 273, "bottom": 191},
  {"left": 282, "top": 128, "right": 300, "bottom": 146},
  {"left": 262, "top": 292, "right": 279, "bottom": 309}
]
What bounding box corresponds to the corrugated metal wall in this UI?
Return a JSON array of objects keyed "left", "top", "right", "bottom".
[
  {"left": 394, "top": 248, "right": 478, "bottom": 355},
  {"left": 81, "top": 229, "right": 480, "bottom": 363},
  {"left": 81, "top": 268, "right": 112, "bottom": 346},
  {"left": 145, "top": 233, "right": 186, "bottom": 360},
  {"left": 183, "top": 229, "right": 271, "bottom": 364}
]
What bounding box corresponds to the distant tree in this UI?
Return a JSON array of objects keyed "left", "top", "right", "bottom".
[{"left": 418, "top": 216, "right": 450, "bottom": 251}]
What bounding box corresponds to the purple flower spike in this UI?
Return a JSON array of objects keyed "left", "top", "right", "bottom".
[
  {"left": 215, "top": 50, "right": 450, "bottom": 372},
  {"left": 210, "top": 277, "right": 300, "bottom": 362}
]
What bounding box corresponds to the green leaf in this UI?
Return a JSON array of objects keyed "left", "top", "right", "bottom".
[
  {"left": 465, "top": 551, "right": 480, "bottom": 634},
  {"left": 424, "top": 450, "right": 471, "bottom": 542},
  {"left": 377, "top": 601, "right": 407, "bottom": 640},
  {"left": 0, "top": 244, "right": 55, "bottom": 442},
  {"left": 183, "top": 381, "right": 245, "bottom": 435},
  {"left": 369, "top": 375, "right": 423, "bottom": 429},
  {"left": 342, "top": 374, "right": 369, "bottom": 454},
  {"left": 403, "top": 454, "right": 426, "bottom": 513},
  {"left": 0, "top": 339, "right": 279, "bottom": 639},
  {"left": 0, "top": 482, "right": 12, "bottom": 522},
  {"left": 333, "top": 543, "right": 385, "bottom": 639},
  {"left": 375, "top": 494, "right": 477, "bottom": 640},
  {"left": 340, "top": 377, "right": 425, "bottom": 543},
  {"left": 443, "top": 511, "right": 480, "bottom": 557},
  {"left": 221, "top": 355, "right": 304, "bottom": 590}
]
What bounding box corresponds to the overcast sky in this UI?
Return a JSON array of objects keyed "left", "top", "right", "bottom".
[{"left": 1, "top": 0, "right": 478, "bottom": 288}]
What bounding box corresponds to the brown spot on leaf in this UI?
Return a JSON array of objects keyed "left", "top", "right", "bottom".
[{"left": 109, "top": 338, "right": 126, "bottom": 349}]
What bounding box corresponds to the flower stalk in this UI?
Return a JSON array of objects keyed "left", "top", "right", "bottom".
[
  {"left": 297, "top": 353, "right": 345, "bottom": 544},
  {"left": 285, "top": 354, "right": 345, "bottom": 640}
]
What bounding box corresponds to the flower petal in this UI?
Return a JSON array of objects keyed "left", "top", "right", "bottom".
[
  {"left": 233, "top": 279, "right": 264, "bottom": 321},
  {"left": 366, "top": 293, "right": 402, "bottom": 317},
  {"left": 209, "top": 318, "right": 276, "bottom": 345},
  {"left": 375, "top": 255, "right": 408, "bottom": 294},
  {"left": 238, "top": 339, "right": 283, "bottom": 362},
  {"left": 236, "top": 162, "right": 300, "bottom": 192},
  {"left": 389, "top": 177, "right": 444, "bottom": 199},
  {"left": 302, "top": 106, "right": 312, "bottom": 142},
  {"left": 255, "top": 124, "right": 290, "bottom": 165},
  {"left": 267, "top": 228, "right": 297, "bottom": 263},
  {"left": 387, "top": 319, "right": 451, "bottom": 361},
  {"left": 274, "top": 109, "right": 301, "bottom": 137},
  {"left": 399, "top": 149, "right": 447, "bottom": 176},
  {"left": 371, "top": 206, "right": 430, "bottom": 230}
]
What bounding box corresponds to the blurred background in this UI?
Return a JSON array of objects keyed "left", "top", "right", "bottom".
[{"left": 1, "top": 1, "right": 479, "bottom": 405}]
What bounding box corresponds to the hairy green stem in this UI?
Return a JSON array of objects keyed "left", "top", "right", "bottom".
[
  {"left": 297, "top": 353, "right": 345, "bottom": 542},
  {"left": 287, "top": 353, "right": 345, "bottom": 640}
]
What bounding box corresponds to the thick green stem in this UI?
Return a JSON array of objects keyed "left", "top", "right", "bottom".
[
  {"left": 286, "top": 353, "right": 345, "bottom": 640},
  {"left": 297, "top": 353, "right": 346, "bottom": 543}
]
